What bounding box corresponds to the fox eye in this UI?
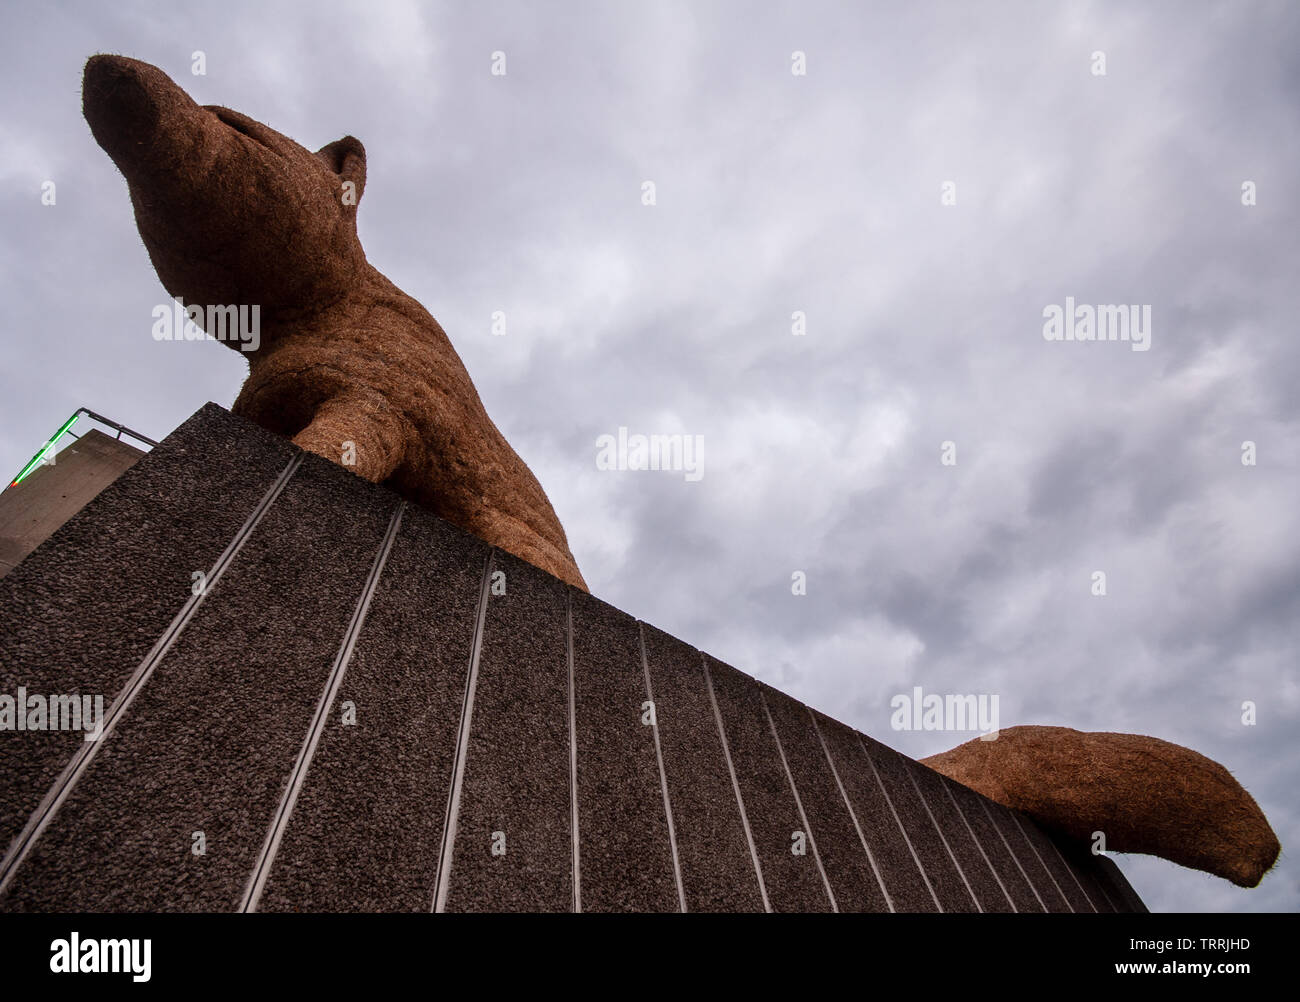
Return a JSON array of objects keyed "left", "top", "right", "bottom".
[{"left": 211, "top": 108, "right": 267, "bottom": 146}]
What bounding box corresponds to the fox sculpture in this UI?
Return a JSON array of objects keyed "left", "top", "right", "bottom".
[
  {"left": 83, "top": 53, "right": 1278, "bottom": 891},
  {"left": 82, "top": 54, "right": 586, "bottom": 591}
]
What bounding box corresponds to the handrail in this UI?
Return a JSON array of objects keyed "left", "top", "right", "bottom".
[{"left": 6, "top": 408, "right": 159, "bottom": 488}]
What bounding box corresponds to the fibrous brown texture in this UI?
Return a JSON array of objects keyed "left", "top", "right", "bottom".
[
  {"left": 82, "top": 54, "right": 587, "bottom": 591},
  {"left": 922, "top": 726, "right": 1281, "bottom": 887}
]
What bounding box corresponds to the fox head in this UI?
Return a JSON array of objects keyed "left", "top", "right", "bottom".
[{"left": 82, "top": 54, "right": 368, "bottom": 342}]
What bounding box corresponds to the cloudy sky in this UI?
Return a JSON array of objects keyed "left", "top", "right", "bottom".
[{"left": 2, "top": 0, "right": 1296, "bottom": 912}]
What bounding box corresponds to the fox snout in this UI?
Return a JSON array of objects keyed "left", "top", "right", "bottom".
[{"left": 83, "top": 54, "right": 206, "bottom": 178}]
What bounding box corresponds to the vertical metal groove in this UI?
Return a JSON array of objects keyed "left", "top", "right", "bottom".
[
  {"left": 1009, "top": 811, "right": 1075, "bottom": 912},
  {"left": 1008, "top": 821, "right": 1092, "bottom": 914},
  {"left": 808, "top": 709, "right": 894, "bottom": 912},
  {"left": 638, "top": 623, "right": 686, "bottom": 912},
  {"left": 903, "top": 761, "right": 983, "bottom": 912},
  {"left": 702, "top": 655, "right": 769, "bottom": 913},
  {"left": 936, "top": 775, "right": 1017, "bottom": 912},
  {"left": 1041, "top": 830, "right": 1104, "bottom": 912},
  {"left": 0, "top": 452, "right": 305, "bottom": 900},
  {"left": 761, "top": 690, "right": 837, "bottom": 912},
  {"left": 1087, "top": 857, "right": 1123, "bottom": 912},
  {"left": 856, "top": 734, "right": 944, "bottom": 912},
  {"left": 566, "top": 589, "right": 581, "bottom": 914},
  {"left": 975, "top": 796, "right": 1047, "bottom": 912},
  {"left": 240, "top": 501, "right": 405, "bottom": 912},
  {"left": 431, "top": 548, "right": 495, "bottom": 913}
]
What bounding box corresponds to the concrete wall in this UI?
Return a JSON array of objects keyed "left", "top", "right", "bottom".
[
  {"left": 0, "top": 428, "right": 145, "bottom": 579},
  {"left": 0, "top": 403, "right": 1146, "bottom": 912}
]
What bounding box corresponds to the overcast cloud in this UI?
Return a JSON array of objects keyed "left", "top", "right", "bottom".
[{"left": 1, "top": 0, "right": 1296, "bottom": 912}]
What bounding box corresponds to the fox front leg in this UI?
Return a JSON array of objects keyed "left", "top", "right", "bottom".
[{"left": 291, "top": 395, "right": 413, "bottom": 484}]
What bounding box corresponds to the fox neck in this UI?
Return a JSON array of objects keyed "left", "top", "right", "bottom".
[{"left": 240, "top": 262, "right": 406, "bottom": 358}]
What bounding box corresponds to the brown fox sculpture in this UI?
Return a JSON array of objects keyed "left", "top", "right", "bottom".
[
  {"left": 83, "top": 54, "right": 1278, "bottom": 890},
  {"left": 82, "top": 53, "right": 586, "bottom": 591}
]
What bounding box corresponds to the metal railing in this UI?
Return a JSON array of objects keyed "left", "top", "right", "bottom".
[{"left": 7, "top": 408, "right": 159, "bottom": 489}]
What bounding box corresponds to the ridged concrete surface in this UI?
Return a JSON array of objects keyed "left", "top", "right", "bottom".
[
  {"left": 443, "top": 549, "right": 573, "bottom": 913},
  {"left": 0, "top": 406, "right": 294, "bottom": 861},
  {"left": 0, "top": 402, "right": 1147, "bottom": 913}
]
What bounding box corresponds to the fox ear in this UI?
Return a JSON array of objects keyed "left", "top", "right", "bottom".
[{"left": 316, "top": 136, "right": 366, "bottom": 205}]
